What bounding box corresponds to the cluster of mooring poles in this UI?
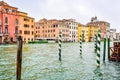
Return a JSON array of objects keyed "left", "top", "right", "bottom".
[
  {"left": 16, "top": 30, "right": 112, "bottom": 79},
  {"left": 94, "top": 29, "right": 111, "bottom": 67},
  {"left": 58, "top": 32, "right": 83, "bottom": 60}
]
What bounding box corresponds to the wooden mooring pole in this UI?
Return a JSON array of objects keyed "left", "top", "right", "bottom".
[{"left": 17, "top": 36, "right": 23, "bottom": 80}]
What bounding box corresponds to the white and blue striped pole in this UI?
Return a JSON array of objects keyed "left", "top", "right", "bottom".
[
  {"left": 96, "top": 29, "right": 101, "bottom": 67},
  {"left": 58, "top": 31, "right": 62, "bottom": 61},
  {"left": 80, "top": 35, "right": 82, "bottom": 54}
]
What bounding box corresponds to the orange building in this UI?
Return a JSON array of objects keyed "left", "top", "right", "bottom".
[
  {"left": 35, "top": 19, "right": 69, "bottom": 42},
  {"left": 0, "top": 1, "right": 19, "bottom": 44},
  {"left": 18, "top": 11, "right": 34, "bottom": 43}
]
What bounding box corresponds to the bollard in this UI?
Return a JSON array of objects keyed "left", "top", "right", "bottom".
[
  {"left": 58, "top": 32, "right": 62, "bottom": 61},
  {"left": 96, "top": 29, "right": 101, "bottom": 67},
  {"left": 80, "top": 35, "right": 82, "bottom": 54},
  {"left": 108, "top": 37, "right": 110, "bottom": 60},
  {"left": 17, "top": 36, "right": 23, "bottom": 80},
  {"left": 94, "top": 35, "right": 97, "bottom": 53},
  {"left": 103, "top": 36, "right": 106, "bottom": 62}
]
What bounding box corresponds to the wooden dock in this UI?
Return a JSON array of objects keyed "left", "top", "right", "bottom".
[{"left": 110, "top": 41, "right": 120, "bottom": 62}]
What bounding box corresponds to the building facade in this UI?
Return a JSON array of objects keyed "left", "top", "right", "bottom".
[
  {"left": 78, "top": 23, "right": 82, "bottom": 42},
  {"left": 0, "top": 1, "right": 34, "bottom": 44},
  {"left": 116, "top": 33, "right": 120, "bottom": 41},
  {"left": 78, "top": 23, "right": 99, "bottom": 42},
  {"left": 35, "top": 19, "right": 69, "bottom": 42},
  {"left": 0, "top": 1, "right": 19, "bottom": 44},
  {"left": 109, "top": 29, "right": 116, "bottom": 41},
  {"left": 18, "top": 11, "right": 34, "bottom": 43},
  {"left": 87, "top": 17, "right": 110, "bottom": 40},
  {"left": 63, "top": 19, "right": 78, "bottom": 42}
]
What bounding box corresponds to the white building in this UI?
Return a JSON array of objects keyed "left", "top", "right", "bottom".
[
  {"left": 109, "top": 29, "right": 116, "bottom": 41},
  {"left": 116, "top": 33, "right": 120, "bottom": 41},
  {"left": 62, "top": 19, "right": 78, "bottom": 42}
]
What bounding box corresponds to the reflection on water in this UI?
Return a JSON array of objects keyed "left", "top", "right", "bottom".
[{"left": 0, "top": 43, "right": 120, "bottom": 80}]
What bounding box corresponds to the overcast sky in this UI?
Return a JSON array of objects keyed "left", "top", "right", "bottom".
[{"left": 3, "top": 0, "right": 120, "bottom": 32}]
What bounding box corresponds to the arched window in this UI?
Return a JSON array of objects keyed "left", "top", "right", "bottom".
[
  {"left": 15, "top": 19, "right": 18, "bottom": 25},
  {"left": 5, "top": 17, "right": 8, "bottom": 24},
  {"left": 15, "top": 27, "right": 18, "bottom": 34}
]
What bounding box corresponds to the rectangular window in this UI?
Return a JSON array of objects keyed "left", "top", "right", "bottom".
[
  {"left": 53, "top": 29, "right": 55, "bottom": 32},
  {"left": 20, "top": 30, "right": 22, "bottom": 34},
  {"left": 54, "top": 34, "right": 55, "bottom": 37},
  {"left": 24, "top": 31, "right": 27, "bottom": 34},
  {"left": 24, "top": 18, "right": 29, "bottom": 21},
  {"left": 24, "top": 24, "right": 29, "bottom": 28},
  {"left": 32, "top": 31, "right": 34, "bottom": 35},
  {"left": 31, "top": 25, "right": 34, "bottom": 28},
  {"left": 5, "top": 8, "right": 9, "bottom": 13}
]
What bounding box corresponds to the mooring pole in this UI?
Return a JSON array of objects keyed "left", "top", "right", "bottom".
[
  {"left": 17, "top": 36, "right": 23, "bottom": 80},
  {"left": 94, "top": 35, "right": 97, "bottom": 53},
  {"left": 103, "top": 36, "right": 106, "bottom": 62},
  {"left": 58, "top": 32, "right": 62, "bottom": 61},
  {"left": 108, "top": 37, "right": 110, "bottom": 60},
  {"left": 80, "top": 35, "right": 82, "bottom": 54},
  {"left": 96, "top": 29, "right": 101, "bottom": 67}
]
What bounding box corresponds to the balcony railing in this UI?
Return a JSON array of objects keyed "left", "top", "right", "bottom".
[
  {"left": 4, "top": 32, "right": 9, "bottom": 36},
  {"left": 0, "top": 33, "right": 3, "bottom": 36},
  {"left": 14, "top": 32, "right": 20, "bottom": 37},
  {"left": 15, "top": 24, "right": 19, "bottom": 27},
  {"left": 4, "top": 23, "right": 9, "bottom": 26}
]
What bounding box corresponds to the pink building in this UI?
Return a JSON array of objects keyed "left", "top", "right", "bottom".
[
  {"left": 0, "top": 1, "right": 19, "bottom": 44},
  {"left": 35, "top": 19, "right": 69, "bottom": 42}
]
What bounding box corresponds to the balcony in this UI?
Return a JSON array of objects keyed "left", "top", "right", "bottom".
[
  {"left": 4, "top": 32, "right": 9, "bottom": 36},
  {"left": 15, "top": 24, "right": 19, "bottom": 27},
  {"left": 4, "top": 23, "right": 9, "bottom": 26},
  {"left": 14, "top": 33, "right": 20, "bottom": 37},
  {"left": 0, "top": 33, "right": 3, "bottom": 36}
]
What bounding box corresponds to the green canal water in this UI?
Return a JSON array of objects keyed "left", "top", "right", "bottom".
[{"left": 0, "top": 43, "right": 120, "bottom": 80}]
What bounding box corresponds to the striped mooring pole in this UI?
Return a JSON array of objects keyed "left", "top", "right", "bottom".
[
  {"left": 103, "top": 36, "right": 106, "bottom": 62},
  {"left": 96, "top": 29, "right": 101, "bottom": 67},
  {"left": 58, "top": 32, "right": 62, "bottom": 61},
  {"left": 80, "top": 35, "right": 82, "bottom": 54},
  {"left": 94, "top": 35, "right": 97, "bottom": 53}
]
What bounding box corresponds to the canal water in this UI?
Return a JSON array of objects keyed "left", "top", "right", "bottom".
[{"left": 0, "top": 43, "right": 120, "bottom": 80}]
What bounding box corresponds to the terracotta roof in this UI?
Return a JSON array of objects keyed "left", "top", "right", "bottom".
[{"left": 0, "top": 1, "right": 18, "bottom": 9}]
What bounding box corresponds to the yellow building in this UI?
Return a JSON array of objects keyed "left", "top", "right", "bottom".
[
  {"left": 78, "top": 23, "right": 99, "bottom": 42},
  {"left": 78, "top": 23, "right": 82, "bottom": 42},
  {"left": 87, "top": 25, "right": 99, "bottom": 42},
  {"left": 18, "top": 11, "right": 35, "bottom": 43}
]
